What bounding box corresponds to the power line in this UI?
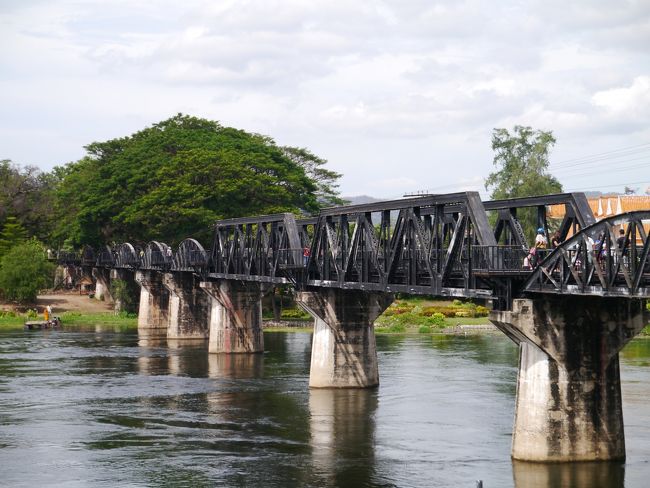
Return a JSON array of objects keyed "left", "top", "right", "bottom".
[
  {"left": 551, "top": 152, "right": 650, "bottom": 172},
  {"left": 552, "top": 142, "right": 650, "bottom": 167},
  {"left": 566, "top": 179, "right": 650, "bottom": 192},
  {"left": 553, "top": 159, "right": 650, "bottom": 176}
]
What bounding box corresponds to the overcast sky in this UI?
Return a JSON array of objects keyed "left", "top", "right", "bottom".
[{"left": 1, "top": 0, "right": 649, "bottom": 198}]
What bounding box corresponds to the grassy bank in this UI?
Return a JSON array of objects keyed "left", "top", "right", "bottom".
[
  {"left": 374, "top": 298, "right": 490, "bottom": 334},
  {"left": 0, "top": 310, "right": 138, "bottom": 331}
]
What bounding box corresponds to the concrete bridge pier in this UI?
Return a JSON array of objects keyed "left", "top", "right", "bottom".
[
  {"left": 200, "top": 281, "right": 267, "bottom": 354},
  {"left": 490, "top": 296, "right": 649, "bottom": 462},
  {"left": 162, "top": 273, "right": 209, "bottom": 340},
  {"left": 135, "top": 270, "right": 169, "bottom": 334},
  {"left": 92, "top": 268, "right": 113, "bottom": 303},
  {"left": 296, "top": 288, "right": 394, "bottom": 388}
]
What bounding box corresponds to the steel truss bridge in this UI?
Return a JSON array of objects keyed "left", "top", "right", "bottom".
[{"left": 56, "top": 192, "right": 650, "bottom": 308}]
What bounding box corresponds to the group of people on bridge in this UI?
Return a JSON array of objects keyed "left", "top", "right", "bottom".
[{"left": 524, "top": 226, "right": 632, "bottom": 270}]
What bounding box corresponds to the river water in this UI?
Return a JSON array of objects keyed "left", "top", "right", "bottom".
[{"left": 0, "top": 328, "right": 648, "bottom": 488}]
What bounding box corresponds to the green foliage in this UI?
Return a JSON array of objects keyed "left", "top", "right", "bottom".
[
  {"left": 485, "top": 126, "right": 563, "bottom": 242},
  {"left": 376, "top": 299, "right": 491, "bottom": 332},
  {"left": 389, "top": 323, "right": 407, "bottom": 333},
  {"left": 0, "top": 160, "right": 57, "bottom": 242},
  {"left": 109, "top": 279, "right": 136, "bottom": 313},
  {"left": 431, "top": 313, "right": 446, "bottom": 326},
  {"left": 280, "top": 308, "right": 311, "bottom": 320},
  {"left": 0, "top": 239, "right": 55, "bottom": 303},
  {"left": 53, "top": 114, "right": 340, "bottom": 247},
  {"left": 0, "top": 217, "right": 28, "bottom": 259},
  {"left": 281, "top": 146, "right": 347, "bottom": 207}
]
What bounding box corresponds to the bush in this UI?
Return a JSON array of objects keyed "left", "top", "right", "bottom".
[
  {"left": 418, "top": 325, "right": 432, "bottom": 333},
  {"left": 476, "top": 305, "right": 489, "bottom": 317},
  {"left": 422, "top": 306, "right": 457, "bottom": 317},
  {"left": 431, "top": 312, "right": 446, "bottom": 327},
  {"left": 0, "top": 240, "right": 55, "bottom": 303},
  {"left": 389, "top": 323, "right": 406, "bottom": 333},
  {"left": 280, "top": 308, "right": 310, "bottom": 319}
]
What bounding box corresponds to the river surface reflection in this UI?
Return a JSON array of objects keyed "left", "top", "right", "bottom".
[{"left": 0, "top": 328, "right": 648, "bottom": 487}]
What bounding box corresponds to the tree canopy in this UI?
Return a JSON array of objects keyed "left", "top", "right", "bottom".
[
  {"left": 53, "top": 114, "right": 342, "bottom": 247},
  {"left": 0, "top": 217, "right": 28, "bottom": 260},
  {"left": 0, "top": 159, "right": 56, "bottom": 242},
  {"left": 485, "top": 126, "right": 562, "bottom": 200},
  {"left": 0, "top": 239, "right": 54, "bottom": 303},
  {"left": 485, "top": 126, "right": 563, "bottom": 242}
]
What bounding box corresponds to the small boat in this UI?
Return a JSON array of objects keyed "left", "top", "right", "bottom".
[{"left": 24, "top": 317, "right": 62, "bottom": 330}]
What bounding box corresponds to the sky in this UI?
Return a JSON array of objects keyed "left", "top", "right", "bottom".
[{"left": 1, "top": 0, "right": 649, "bottom": 199}]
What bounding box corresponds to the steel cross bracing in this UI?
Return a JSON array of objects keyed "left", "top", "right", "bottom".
[
  {"left": 525, "top": 211, "right": 650, "bottom": 297},
  {"left": 208, "top": 213, "right": 302, "bottom": 283},
  {"left": 55, "top": 192, "right": 650, "bottom": 307},
  {"left": 302, "top": 192, "right": 496, "bottom": 297}
]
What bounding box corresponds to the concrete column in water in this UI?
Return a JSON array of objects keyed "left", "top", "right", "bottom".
[
  {"left": 200, "top": 281, "right": 267, "bottom": 354},
  {"left": 295, "top": 288, "right": 394, "bottom": 388},
  {"left": 162, "top": 272, "right": 209, "bottom": 340},
  {"left": 92, "top": 267, "right": 113, "bottom": 303},
  {"left": 135, "top": 270, "right": 169, "bottom": 333},
  {"left": 490, "top": 297, "right": 649, "bottom": 462}
]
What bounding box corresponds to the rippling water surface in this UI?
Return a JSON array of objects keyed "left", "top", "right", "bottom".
[{"left": 0, "top": 328, "right": 648, "bottom": 487}]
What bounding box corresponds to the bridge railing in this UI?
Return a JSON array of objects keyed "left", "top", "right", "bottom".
[
  {"left": 471, "top": 246, "right": 530, "bottom": 273},
  {"left": 278, "top": 248, "right": 306, "bottom": 269},
  {"left": 57, "top": 251, "right": 80, "bottom": 265}
]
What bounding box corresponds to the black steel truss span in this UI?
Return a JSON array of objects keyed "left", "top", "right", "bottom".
[
  {"left": 524, "top": 211, "right": 650, "bottom": 297},
  {"left": 209, "top": 213, "right": 301, "bottom": 283},
  {"left": 173, "top": 238, "right": 209, "bottom": 273},
  {"left": 54, "top": 191, "right": 650, "bottom": 305},
  {"left": 113, "top": 243, "right": 140, "bottom": 269},
  {"left": 140, "top": 241, "right": 173, "bottom": 271},
  {"left": 485, "top": 193, "right": 596, "bottom": 248},
  {"left": 303, "top": 192, "right": 496, "bottom": 297},
  {"left": 96, "top": 245, "right": 115, "bottom": 267}
]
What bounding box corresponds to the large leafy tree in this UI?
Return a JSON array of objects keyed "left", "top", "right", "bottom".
[
  {"left": 0, "top": 239, "right": 54, "bottom": 303},
  {"left": 0, "top": 217, "right": 28, "bottom": 259},
  {"left": 53, "top": 114, "right": 338, "bottom": 247},
  {"left": 281, "top": 146, "right": 346, "bottom": 207},
  {"left": 485, "top": 126, "right": 563, "bottom": 242},
  {"left": 0, "top": 159, "right": 56, "bottom": 241}
]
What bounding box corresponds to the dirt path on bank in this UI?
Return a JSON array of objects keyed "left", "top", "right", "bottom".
[{"left": 36, "top": 292, "right": 113, "bottom": 314}]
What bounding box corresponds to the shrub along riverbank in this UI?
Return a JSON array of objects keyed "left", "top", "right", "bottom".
[
  {"left": 374, "top": 298, "right": 491, "bottom": 334},
  {"left": 0, "top": 310, "right": 137, "bottom": 331},
  {"left": 2, "top": 299, "right": 648, "bottom": 336}
]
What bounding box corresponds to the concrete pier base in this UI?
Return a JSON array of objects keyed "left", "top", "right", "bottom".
[
  {"left": 92, "top": 268, "right": 113, "bottom": 303},
  {"left": 162, "top": 273, "right": 209, "bottom": 340},
  {"left": 200, "top": 281, "right": 266, "bottom": 354},
  {"left": 135, "top": 270, "right": 169, "bottom": 333},
  {"left": 296, "top": 288, "right": 394, "bottom": 388},
  {"left": 490, "top": 297, "right": 649, "bottom": 462}
]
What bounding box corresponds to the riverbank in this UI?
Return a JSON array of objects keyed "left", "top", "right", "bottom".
[
  {"left": 2, "top": 292, "right": 648, "bottom": 336},
  {"left": 1, "top": 292, "right": 136, "bottom": 330}
]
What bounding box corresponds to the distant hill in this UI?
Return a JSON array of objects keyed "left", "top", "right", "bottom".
[{"left": 341, "top": 195, "right": 383, "bottom": 205}]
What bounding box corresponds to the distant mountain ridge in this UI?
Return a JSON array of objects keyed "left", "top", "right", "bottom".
[{"left": 341, "top": 195, "right": 383, "bottom": 205}]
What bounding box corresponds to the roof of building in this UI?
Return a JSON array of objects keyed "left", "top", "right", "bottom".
[{"left": 548, "top": 195, "right": 650, "bottom": 219}]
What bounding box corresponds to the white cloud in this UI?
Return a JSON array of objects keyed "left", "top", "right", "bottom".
[{"left": 0, "top": 0, "right": 648, "bottom": 197}]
